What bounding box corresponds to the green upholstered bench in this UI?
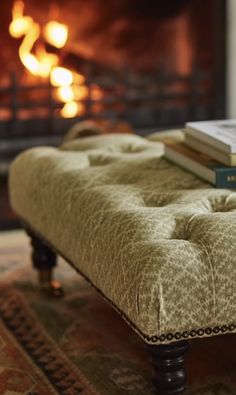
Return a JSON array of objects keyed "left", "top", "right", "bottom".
[{"left": 9, "top": 127, "right": 236, "bottom": 395}]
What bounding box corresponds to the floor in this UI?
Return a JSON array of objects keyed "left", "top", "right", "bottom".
[{"left": 0, "top": 176, "right": 20, "bottom": 230}]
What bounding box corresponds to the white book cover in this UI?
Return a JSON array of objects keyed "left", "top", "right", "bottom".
[{"left": 186, "top": 119, "right": 236, "bottom": 153}]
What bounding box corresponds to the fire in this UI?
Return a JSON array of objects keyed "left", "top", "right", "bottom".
[
  {"left": 61, "top": 102, "right": 85, "bottom": 118},
  {"left": 74, "top": 73, "right": 86, "bottom": 85},
  {"left": 44, "top": 21, "right": 68, "bottom": 49},
  {"left": 90, "top": 85, "right": 104, "bottom": 101},
  {"left": 18, "top": 22, "right": 40, "bottom": 75},
  {"left": 9, "top": 0, "right": 87, "bottom": 118},
  {"left": 74, "top": 86, "right": 89, "bottom": 100},
  {"left": 19, "top": 25, "right": 58, "bottom": 77},
  {"left": 51, "top": 69, "right": 90, "bottom": 116},
  {"left": 50, "top": 67, "right": 73, "bottom": 87},
  {"left": 57, "top": 86, "right": 74, "bottom": 102},
  {"left": 35, "top": 47, "right": 58, "bottom": 78},
  {"left": 9, "top": 0, "right": 58, "bottom": 77},
  {"left": 61, "top": 101, "right": 79, "bottom": 118},
  {"left": 9, "top": 1, "right": 33, "bottom": 38}
]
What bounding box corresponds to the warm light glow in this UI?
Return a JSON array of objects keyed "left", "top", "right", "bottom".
[
  {"left": 18, "top": 23, "right": 58, "bottom": 77},
  {"left": 74, "top": 85, "right": 89, "bottom": 100},
  {"left": 9, "top": 1, "right": 33, "bottom": 37},
  {"left": 50, "top": 67, "right": 73, "bottom": 86},
  {"left": 9, "top": 16, "right": 33, "bottom": 38},
  {"left": 12, "top": 0, "right": 24, "bottom": 19},
  {"left": 91, "top": 85, "right": 104, "bottom": 101},
  {"left": 77, "top": 102, "right": 86, "bottom": 116},
  {"left": 36, "top": 49, "right": 58, "bottom": 78},
  {"left": 9, "top": 0, "right": 88, "bottom": 119},
  {"left": 60, "top": 101, "right": 78, "bottom": 118},
  {"left": 74, "top": 73, "right": 86, "bottom": 85},
  {"left": 9, "top": 1, "right": 58, "bottom": 77},
  {"left": 57, "top": 86, "right": 74, "bottom": 102},
  {"left": 19, "top": 38, "right": 58, "bottom": 77},
  {"left": 44, "top": 21, "right": 68, "bottom": 48},
  {"left": 22, "top": 54, "right": 39, "bottom": 75},
  {"left": 18, "top": 22, "right": 40, "bottom": 75}
]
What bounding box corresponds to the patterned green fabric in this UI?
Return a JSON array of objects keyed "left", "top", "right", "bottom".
[{"left": 9, "top": 133, "right": 236, "bottom": 344}]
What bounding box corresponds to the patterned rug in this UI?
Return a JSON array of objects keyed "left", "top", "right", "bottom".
[{"left": 0, "top": 230, "right": 236, "bottom": 395}]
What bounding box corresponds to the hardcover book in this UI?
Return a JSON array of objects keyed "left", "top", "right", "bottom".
[
  {"left": 185, "top": 119, "right": 236, "bottom": 153},
  {"left": 165, "top": 142, "right": 236, "bottom": 188},
  {"left": 185, "top": 135, "right": 236, "bottom": 166}
]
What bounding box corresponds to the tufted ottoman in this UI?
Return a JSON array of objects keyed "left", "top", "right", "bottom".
[{"left": 9, "top": 131, "right": 236, "bottom": 395}]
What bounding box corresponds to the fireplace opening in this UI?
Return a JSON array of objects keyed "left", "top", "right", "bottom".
[{"left": 0, "top": 0, "right": 226, "bottom": 228}]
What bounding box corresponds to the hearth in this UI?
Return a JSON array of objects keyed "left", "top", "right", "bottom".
[{"left": 0, "top": 0, "right": 226, "bottom": 229}]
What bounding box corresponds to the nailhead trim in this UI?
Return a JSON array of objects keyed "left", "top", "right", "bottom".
[{"left": 144, "top": 324, "right": 236, "bottom": 344}]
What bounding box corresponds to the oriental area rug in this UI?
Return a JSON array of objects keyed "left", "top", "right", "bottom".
[{"left": 0, "top": 230, "right": 236, "bottom": 395}]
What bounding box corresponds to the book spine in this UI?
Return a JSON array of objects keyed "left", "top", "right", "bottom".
[
  {"left": 185, "top": 136, "right": 234, "bottom": 166},
  {"left": 215, "top": 169, "right": 236, "bottom": 188},
  {"left": 185, "top": 127, "right": 233, "bottom": 153},
  {"left": 165, "top": 146, "right": 214, "bottom": 184}
]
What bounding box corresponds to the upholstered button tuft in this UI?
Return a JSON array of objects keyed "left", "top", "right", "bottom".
[
  {"left": 170, "top": 223, "right": 190, "bottom": 241},
  {"left": 88, "top": 154, "right": 116, "bottom": 166},
  {"left": 211, "top": 204, "right": 228, "bottom": 213},
  {"left": 120, "top": 144, "right": 149, "bottom": 154},
  {"left": 209, "top": 196, "right": 232, "bottom": 213},
  {"left": 143, "top": 193, "right": 180, "bottom": 208}
]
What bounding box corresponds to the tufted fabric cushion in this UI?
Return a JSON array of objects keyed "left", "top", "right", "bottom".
[{"left": 9, "top": 133, "right": 236, "bottom": 344}]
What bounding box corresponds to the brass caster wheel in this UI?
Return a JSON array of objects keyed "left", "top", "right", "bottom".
[{"left": 49, "top": 280, "right": 64, "bottom": 298}]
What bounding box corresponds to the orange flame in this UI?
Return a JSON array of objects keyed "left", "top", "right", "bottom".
[
  {"left": 50, "top": 67, "right": 73, "bottom": 86},
  {"left": 19, "top": 22, "right": 41, "bottom": 75},
  {"left": 35, "top": 47, "right": 58, "bottom": 78},
  {"left": 9, "top": 1, "right": 59, "bottom": 77},
  {"left": 90, "top": 85, "right": 104, "bottom": 101},
  {"left": 57, "top": 86, "right": 74, "bottom": 102},
  {"left": 61, "top": 101, "right": 78, "bottom": 118},
  {"left": 9, "top": 1, "right": 33, "bottom": 38},
  {"left": 44, "top": 21, "right": 68, "bottom": 48},
  {"left": 61, "top": 102, "right": 85, "bottom": 118},
  {"left": 9, "top": 1, "right": 87, "bottom": 118},
  {"left": 74, "top": 85, "right": 89, "bottom": 100}
]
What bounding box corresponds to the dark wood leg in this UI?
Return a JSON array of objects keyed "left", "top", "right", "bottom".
[
  {"left": 26, "top": 229, "right": 63, "bottom": 297},
  {"left": 146, "top": 340, "right": 189, "bottom": 395}
]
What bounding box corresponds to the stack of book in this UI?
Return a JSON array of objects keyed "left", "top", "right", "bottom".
[{"left": 164, "top": 119, "right": 236, "bottom": 188}]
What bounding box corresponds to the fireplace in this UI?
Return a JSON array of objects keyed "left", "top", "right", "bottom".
[{"left": 0, "top": 0, "right": 226, "bottom": 228}]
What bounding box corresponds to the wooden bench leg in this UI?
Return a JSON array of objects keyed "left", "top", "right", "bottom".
[
  {"left": 146, "top": 340, "right": 189, "bottom": 395},
  {"left": 26, "top": 229, "right": 63, "bottom": 297}
]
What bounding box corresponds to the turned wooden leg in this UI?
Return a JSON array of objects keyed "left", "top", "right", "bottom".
[
  {"left": 146, "top": 340, "right": 189, "bottom": 395},
  {"left": 26, "top": 229, "right": 63, "bottom": 297}
]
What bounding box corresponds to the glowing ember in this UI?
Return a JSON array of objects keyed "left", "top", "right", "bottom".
[
  {"left": 74, "top": 86, "right": 89, "bottom": 100},
  {"left": 9, "top": 0, "right": 87, "bottom": 118},
  {"left": 9, "top": 1, "right": 33, "bottom": 38},
  {"left": 19, "top": 22, "right": 40, "bottom": 75},
  {"left": 9, "top": 1, "right": 59, "bottom": 77},
  {"left": 50, "top": 67, "right": 73, "bottom": 87},
  {"left": 90, "top": 85, "right": 104, "bottom": 101},
  {"left": 61, "top": 101, "right": 78, "bottom": 118},
  {"left": 44, "top": 21, "right": 68, "bottom": 49},
  {"left": 35, "top": 48, "right": 58, "bottom": 78},
  {"left": 57, "top": 86, "right": 74, "bottom": 102},
  {"left": 74, "top": 73, "right": 86, "bottom": 85}
]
